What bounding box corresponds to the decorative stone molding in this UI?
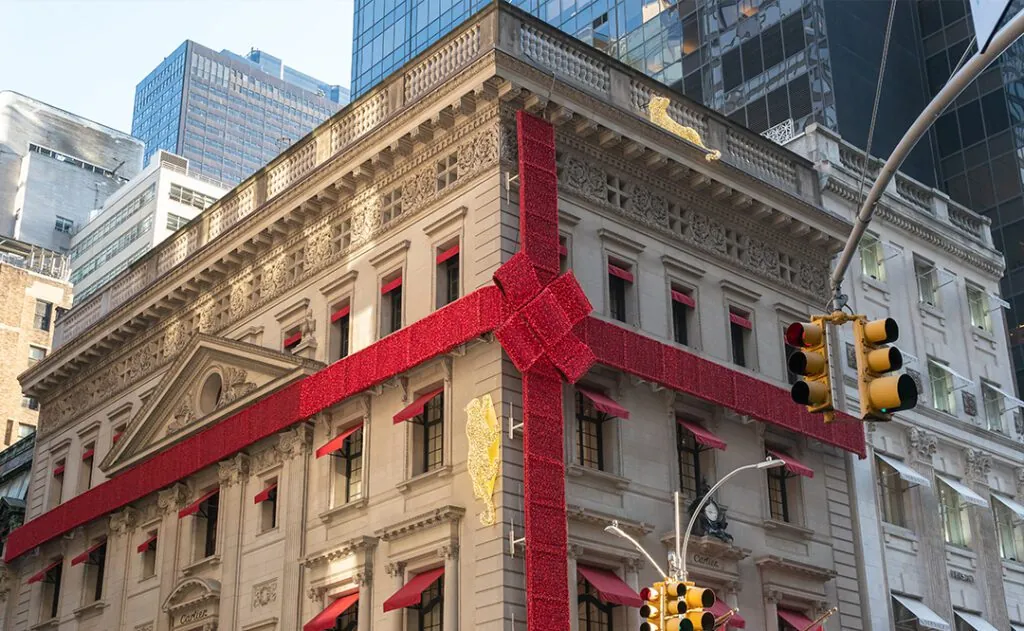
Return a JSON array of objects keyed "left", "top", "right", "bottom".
[
  {"left": 437, "top": 544, "right": 459, "bottom": 560},
  {"left": 1017, "top": 468, "right": 1024, "bottom": 499},
  {"left": 755, "top": 556, "right": 837, "bottom": 581},
  {"left": 217, "top": 454, "right": 251, "bottom": 488},
  {"left": 134, "top": 623, "right": 154, "bottom": 631},
  {"left": 568, "top": 544, "right": 585, "bottom": 560},
  {"left": 406, "top": 25, "right": 482, "bottom": 102},
  {"left": 962, "top": 391, "right": 977, "bottom": 417},
  {"left": 251, "top": 579, "right": 278, "bottom": 609},
  {"left": 521, "top": 24, "right": 610, "bottom": 95},
  {"left": 385, "top": 561, "right": 407, "bottom": 578},
  {"left": 109, "top": 507, "right": 139, "bottom": 536},
  {"left": 0, "top": 564, "right": 10, "bottom": 602},
  {"left": 566, "top": 504, "right": 653, "bottom": 535},
  {"left": 218, "top": 368, "right": 258, "bottom": 408},
  {"left": 167, "top": 400, "right": 197, "bottom": 436},
  {"left": 277, "top": 423, "right": 314, "bottom": 459},
  {"left": 162, "top": 577, "right": 221, "bottom": 615},
  {"left": 158, "top": 484, "right": 190, "bottom": 516},
  {"left": 375, "top": 505, "right": 465, "bottom": 542},
  {"left": 906, "top": 428, "right": 937, "bottom": 467},
  {"left": 963, "top": 449, "right": 991, "bottom": 484},
  {"left": 304, "top": 536, "right": 378, "bottom": 568},
  {"left": 354, "top": 569, "right": 373, "bottom": 587}
]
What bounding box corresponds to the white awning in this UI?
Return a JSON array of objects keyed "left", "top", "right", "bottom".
[
  {"left": 993, "top": 494, "right": 1024, "bottom": 521},
  {"left": 876, "top": 453, "right": 930, "bottom": 488},
  {"left": 985, "top": 383, "right": 1024, "bottom": 411},
  {"left": 936, "top": 474, "right": 989, "bottom": 508},
  {"left": 891, "top": 595, "right": 950, "bottom": 631},
  {"left": 1011, "top": 624, "right": 1024, "bottom": 631},
  {"left": 928, "top": 360, "right": 974, "bottom": 389},
  {"left": 954, "top": 611, "right": 999, "bottom": 631}
]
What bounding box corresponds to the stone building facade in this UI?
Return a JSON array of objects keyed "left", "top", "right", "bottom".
[
  {"left": 2, "top": 7, "right": 886, "bottom": 631},
  {"left": 786, "top": 127, "right": 1024, "bottom": 631}
]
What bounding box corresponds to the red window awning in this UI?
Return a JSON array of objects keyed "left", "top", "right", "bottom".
[
  {"left": 767, "top": 449, "right": 814, "bottom": 478},
  {"left": 578, "top": 387, "right": 630, "bottom": 419},
  {"left": 82, "top": 449, "right": 95, "bottom": 461},
  {"left": 70, "top": 540, "right": 105, "bottom": 566},
  {"left": 53, "top": 465, "right": 65, "bottom": 477},
  {"left": 729, "top": 312, "right": 752, "bottom": 330},
  {"left": 315, "top": 424, "right": 362, "bottom": 459},
  {"left": 608, "top": 264, "right": 634, "bottom": 283},
  {"left": 708, "top": 601, "right": 746, "bottom": 628},
  {"left": 178, "top": 488, "right": 219, "bottom": 519},
  {"left": 381, "top": 276, "right": 403, "bottom": 295},
  {"left": 576, "top": 565, "right": 642, "bottom": 607},
  {"left": 677, "top": 418, "right": 727, "bottom": 451},
  {"left": 305, "top": 590, "right": 359, "bottom": 631},
  {"left": 331, "top": 305, "right": 351, "bottom": 322},
  {"left": 137, "top": 534, "right": 157, "bottom": 554},
  {"left": 436, "top": 244, "right": 460, "bottom": 264},
  {"left": 778, "top": 608, "right": 820, "bottom": 631},
  {"left": 26, "top": 559, "right": 61, "bottom": 584},
  {"left": 393, "top": 388, "right": 444, "bottom": 424},
  {"left": 383, "top": 567, "right": 445, "bottom": 612},
  {"left": 671, "top": 290, "right": 695, "bottom": 308},
  {"left": 284, "top": 332, "right": 302, "bottom": 348},
  {"left": 558, "top": 241, "right": 569, "bottom": 257},
  {"left": 254, "top": 483, "right": 277, "bottom": 504}
]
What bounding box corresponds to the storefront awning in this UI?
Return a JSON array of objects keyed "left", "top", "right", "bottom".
[
  {"left": 137, "top": 534, "right": 157, "bottom": 554},
  {"left": 876, "top": 453, "right": 930, "bottom": 487},
  {"left": 576, "top": 565, "right": 642, "bottom": 607},
  {"left": 955, "top": 611, "right": 999, "bottom": 631},
  {"left": 315, "top": 424, "right": 362, "bottom": 459},
  {"left": 254, "top": 483, "right": 277, "bottom": 504},
  {"left": 26, "top": 559, "right": 61, "bottom": 584},
  {"left": 578, "top": 387, "right": 630, "bottom": 419},
  {"left": 936, "top": 474, "right": 989, "bottom": 508},
  {"left": 708, "top": 600, "right": 745, "bottom": 628},
  {"left": 892, "top": 594, "right": 950, "bottom": 631},
  {"left": 767, "top": 449, "right": 813, "bottom": 478},
  {"left": 305, "top": 590, "right": 359, "bottom": 631},
  {"left": 393, "top": 388, "right": 444, "bottom": 424},
  {"left": 677, "top": 418, "right": 726, "bottom": 450},
  {"left": 994, "top": 494, "right": 1024, "bottom": 520},
  {"left": 178, "top": 488, "right": 219, "bottom": 519},
  {"left": 778, "top": 608, "right": 820, "bottom": 631},
  {"left": 70, "top": 539, "right": 105, "bottom": 566},
  {"left": 383, "top": 567, "right": 444, "bottom": 612}
]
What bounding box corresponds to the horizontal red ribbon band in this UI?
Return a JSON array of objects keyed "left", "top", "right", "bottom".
[{"left": 436, "top": 244, "right": 459, "bottom": 264}]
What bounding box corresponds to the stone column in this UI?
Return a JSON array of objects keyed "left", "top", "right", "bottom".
[
  {"left": 567, "top": 545, "right": 581, "bottom": 631},
  {"left": 386, "top": 562, "right": 407, "bottom": 631},
  {"left": 905, "top": 429, "right": 954, "bottom": 621},
  {"left": 356, "top": 568, "right": 373, "bottom": 631},
  {"left": 441, "top": 544, "right": 459, "bottom": 631},
  {"left": 214, "top": 453, "right": 250, "bottom": 631},
  {"left": 764, "top": 590, "right": 782, "bottom": 631},
  {"left": 278, "top": 425, "right": 313, "bottom": 629},
  {"left": 623, "top": 558, "right": 642, "bottom": 624},
  {"left": 963, "top": 449, "right": 1010, "bottom": 629},
  {"left": 155, "top": 484, "right": 189, "bottom": 631},
  {"left": 105, "top": 507, "right": 138, "bottom": 629}
]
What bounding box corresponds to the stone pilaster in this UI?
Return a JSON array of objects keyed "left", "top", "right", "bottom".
[
  {"left": 763, "top": 589, "right": 782, "bottom": 631},
  {"left": 567, "top": 545, "right": 582, "bottom": 631},
  {"left": 214, "top": 453, "right": 249, "bottom": 630},
  {"left": 905, "top": 428, "right": 953, "bottom": 623},
  {"left": 623, "top": 557, "right": 642, "bottom": 624},
  {"left": 105, "top": 507, "right": 138, "bottom": 630},
  {"left": 355, "top": 568, "right": 373, "bottom": 631},
  {"left": 962, "top": 449, "right": 1009, "bottom": 629},
  {"left": 386, "top": 561, "right": 407, "bottom": 631},
  {"left": 278, "top": 424, "right": 313, "bottom": 629},
  {"left": 440, "top": 544, "right": 459, "bottom": 631},
  {"left": 155, "top": 483, "right": 189, "bottom": 631}
]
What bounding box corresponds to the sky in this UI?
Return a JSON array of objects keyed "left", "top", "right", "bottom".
[{"left": 0, "top": 0, "right": 354, "bottom": 135}]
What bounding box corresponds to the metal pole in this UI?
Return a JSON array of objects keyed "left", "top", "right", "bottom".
[
  {"left": 830, "top": 8, "right": 1024, "bottom": 296},
  {"left": 674, "top": 490, "right": 682, "bottom": 572}
]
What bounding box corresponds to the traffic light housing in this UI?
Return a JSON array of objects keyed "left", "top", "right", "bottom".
[
  {"left": 786, "top": 318, "right": 834, "bottom": 417},
  {"left": 852, "top": 317, "right": 918, "bottom": 421},
  {"left": 640, "top": 583, "right": 664, "bottom": 631}
]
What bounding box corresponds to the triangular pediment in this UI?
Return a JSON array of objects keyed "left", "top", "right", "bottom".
[{"left": 102, "top": 334, "right": 323, "bottom": 474}]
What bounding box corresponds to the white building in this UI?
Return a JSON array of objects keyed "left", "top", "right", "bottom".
[
  {"left": 788, "top": 125, "right": 1024, "bottom": 631},
  {"left": 68, "top": 151, "right": 227, "bottom": 301}
]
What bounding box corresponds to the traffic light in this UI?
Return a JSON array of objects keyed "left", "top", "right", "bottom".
[
  {"left": 852, "top": 317, "right": 918, "bottom": 421},
  {"left": 786, "top": 318, "right": 834, "bottom": 417},
  {"left": 640, "top": 583, "right": 665, "bottom": 631},
  {"left": 641, "top": 581, "right": 715, "bottom": 631},
  {"left": 677, "top": 582, "right": 715, "bottom": 631}
]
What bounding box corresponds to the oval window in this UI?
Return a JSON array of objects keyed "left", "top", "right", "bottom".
[{"left": 199, "top": 373, "right": 223, "bottom": 414}]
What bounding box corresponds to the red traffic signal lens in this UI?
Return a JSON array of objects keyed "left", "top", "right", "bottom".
[
  {"left": 785, "top": 322, "right": 823, "bottom": 347},
  {"left": 785, "top": 322, "right": 806, "bottom": 346},
  {"left": 640, "top": 587, "right": 655, "bottom": 600}
]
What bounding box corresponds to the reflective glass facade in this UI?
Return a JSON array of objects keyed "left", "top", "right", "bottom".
[{"left": 132, "top": 41, "right": 348, "bottom": 186}]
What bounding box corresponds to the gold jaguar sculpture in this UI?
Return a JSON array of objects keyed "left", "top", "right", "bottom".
[{"left": 649, "top": 95, "right": 721, "bottom": 162}]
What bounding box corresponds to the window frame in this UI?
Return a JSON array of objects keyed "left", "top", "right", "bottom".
[
  {"left": 677, "top": 422, "right": 713, "bottom": 499},
  {"left": 859, "top": 233, "right": 887, "bottom": 282},
  {"left": 729, "top": 306, "right": 753, "bottom": 368},
  {"left": 28, "top": 345, "right": 48, "bottom": 368},
  {"left": 193, "top": 492, "right": 220, "bottom": 560},
  {"left": 82, "top": 542, "right": 107, "bottom": 604},
  {"left": 766, "top": 463, "right": 792, "bottom": 522},
  {"left": 928, "top": 359, "right": 957, "bottom": 415},
  {"left": 875, "top": 457, "right": 910, "bottom": 528},
  {"left": 34, "top": 300, "right": 54, "bottom": 331},
  {"left": 414, "top": 393, "right": 445, "bottom": 475},
  {"left": 915, "top": 257, "right": 940, "bottom": 307},
  {"left": 380, "top": 273, "right": 403, "bottom": 338},
  {"left": 577, "top": 575, "right": 616, "bottom": 631},
  {"left": 966, "top": 284, "right": 992, "bottom": 332},
  {"left": 981, "top": 381, "right": 1004, "bottom": 432},
  {"left": 332, "top": 426, "right": 364, "bottom": 506},
  {"left": 993, "top": 497, "right": 1024, "bottom": 561},
  {"left": 414, "top": 574, "right": 444, "bottom": 631},
  {"left": 937, "top": 477, "right": 972, "bottom": 548},
  {"left": 576, "top": 391, "right": 608, "bottom": 471},
  {"left": 329, "top": 302, "right": 352, "bottom": 363}
]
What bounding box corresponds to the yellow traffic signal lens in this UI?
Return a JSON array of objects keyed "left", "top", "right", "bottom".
[
  {"left": 788, "top": 350, "right": 825, "bottom": 376},
  {"left": 866, "top": 347, "right": 902, "bottom": 373},
  {"left": 870, "top": 374, "right": 919, "bottom": 413},
  {"left": 791, "top": 380, "right": 828, "bottom": 406},
  {"left": 863, "top": 317, "right": 899, "bottom": 344},
  {"left": 785, "top": 322, "right": 822, "bottom": 347},
  {"left": 683, "top": 585, "right": 715, "bottom": 609}
]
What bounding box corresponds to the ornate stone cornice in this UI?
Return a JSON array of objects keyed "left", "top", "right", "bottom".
[
  {"left": 755, "top": 555, "right": 837, "bottom": 581},
  {"left": 374, "top": 505, "right": 465, "bottom": 542},
  {"left": 566, "top": 504, "right": 653, "bottom": 535},
  {"left": 303, "top": 536, "right": 378, "bottom": 568},
  {"left": 217, "top": 453, "right": 250, "bottom": 488}
]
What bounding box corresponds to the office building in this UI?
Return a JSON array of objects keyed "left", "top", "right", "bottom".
[
  {"left": 68, "top": 150, "right": 227, "bottom": 302},
  {"left": 131, "top": 41, "right": 349, "bottom": 187},
  {"left": 0, "top": 91, "right": 144, "bottom": 253}
]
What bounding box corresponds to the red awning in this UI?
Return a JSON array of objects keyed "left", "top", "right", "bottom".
[
  {"left": 254, "top": 483, "right": 277, "bottom": 504},
  {"left": 137, "top": 534, "right": 157, "bottom": 554},
  {"left": 767, "top": 449, "right": 814, "bottom": 478},
  {"left": 178, "top": 488, "right": 219, "bottom": 519},
  {"left": 70, "top": 540, "right": 105, "bottom": 566},
  {"left": 393, "top": 388, "right": 444, "bottom": 424},
  {"left": 82, "top": 449, "right": 95, "bottom": 461},
  {"left": 778, "top": 608, "right": 821, "bottom": 631},
  {"left": 26, "top": 559, "right": 61, "bottom": 584},
  {"left": 284, "top": 332, "right": 302, "bottom": 348},
  {"left": 578, "top": 387, "right": 630, "bottom": 419},
  {"left": 576, "top": 565, "right": 642, "bottom": 607},
  {"left": 53, "top": 465, "right": 65, "bottom": 477},
  {"left": 729, "top": 312, "right": 753, "bottom": 330},
  {"left": 331, "top": 305, "right": 351, "bottom": 322},
  {"left": 383, "top": 567, "right": 445, "bottom": 612},
  {"left": 677, "top": 418, "right": 727, "bottom": 451},
  {"left": 608, "top": 264, "right": 634, "bottom": 283},
  {"left": 708, "top": 600, "right": 746, "bottom": 628},
  {"left": 112, "top": 431, "right": 123, "bottom": 444},
  {"left": 315, "top": 425, "right": 362, "bottom": 459},
  {"left": 436, "top": 244, "right": 460, "bottom": 264},
  {"left": 305, "top": 590, "right": 359, "bottom": 631},
  {"left": 558, "top": 241, "right": 569, "bottom": 257},
  {"left": 671, "top": 290, "right": 695, "bottom": 308},
  {"left": 381, "top": 276, "right": 403, "bottom": 295}
]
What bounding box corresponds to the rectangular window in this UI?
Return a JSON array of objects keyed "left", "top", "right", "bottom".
[
  {"left": 194, "top": 492, "right": 219, "bottom": 560},
  {"left": 49, "top": 462, "right": 64, "bottom": 510},
  {"left": 416, "top": 575, "right": 444, "bottom": 631},
  {"left": 80, "top": 445, "right": 94, "bottom": 492},
  {"left": 967, "top": 285, "right": 992, "bottom": 332},
  {"left": 915, "top": 258, "right": 939, "bottom": 307},
  {"left": 28, "top": 345, "right": 47, "bottom": 367},
  {"left": 938, "top": 478, "right": 971, "bottom": 547},
  {"left": 34, "top": 300, "right": 53, "bottom": 331},
  {"left": 608, "top": 261, "right": 633, "bottom": 323},
  {"left": 766, "top": 464, "right": 796, "bottom": 523},
  {"left": 257, "top": 481, "right": 278, "bottom": 532},
  {"left": 18, "top": 423, "right": 33, "bottom": 439},
  {"left": 994, "top": 498, "right": 1024, "bottom": 561},
  {"left": 330, "top": 304, "right": 351, "bottom": 363},
  {"left": 333, "top": 427, "right": 363, "bottom": 505},
  {"left": 876, "top": 458, "right": 909, "bottom": 528},
  {"left": 22, "top": 396, "right": 39, "bottom": 410},
  {"left": 859, "top": 234, "right": 887, "bottom": 281},
  {"left": 559, "top": 235, "right": 570, "bottom": 274},
  {"left": 928, "top": 359, "right": 956, "bottom": 414},
  {"left": 982, "top": 382, "right": 1004, "bottom": 432},
  {"left": 671, "top": 288, "right": 694, "bottom": 346},
  {"left": 415, "top": 393, "right": 444, "bottom": 474},
  {"left": 83, "top": 542, "right": 106, "bottom": 603},
  {"left": 729, "top": 308, "right": 752, "bottom": 368},
  {"left": 140, "top": 532, "right": 157, "bottom": 579},
  {"left": 381, "top": 275, "right": 403, "bottom": 337},
  {"left": 436, "top": 244, "right": 460, "bottom": 307},
  {"left": 166, "top": 213, "right": 190, "bottom": 231},
  {"left": 576, "top": 392, "right": 606, "bottom": 471},
  {"left": 54, "top": 216, "right": 74, "bottom": 234},
  {"left": 169, "top": 183, "right": 219, "bottom": 209},
  {"left": 578, "top": 576, "right": 614, "bottom": 631},
  {"left": 677, "top": 423, "right": 713, "bottom": 499},
  {"left": 43, "top": 563, "right": 62, "bottom": 620}
]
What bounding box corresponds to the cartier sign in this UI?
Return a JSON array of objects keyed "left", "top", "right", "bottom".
[
  {"left": 178, "top": 608, "right": 210, "bottom": 626},
  {"left": 691, "top": 554, "right": 721, "bottom": 569}
]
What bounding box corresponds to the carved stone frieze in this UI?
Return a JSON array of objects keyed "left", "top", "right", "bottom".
[
  {"left": 218, "top": 454, "right": 251, "bottom": 488},
  {"left": 906, "top": 428, "right": 937, "bottom": 467},
  {"left": 385, "top": 561, "right": 407, "bottom": 578},
  {"left": 962, "top": 391, "right": 977, "bottom": 417},
  {"left": 252, "top": 579, "right": 278, "bottom": 609},
  {"left": 963, "top": 449, "right": 991, "bottom": 484},
  {"left": 437, "top": 543, "right": 459, "bottom": 560},
  {"left": 109, "top": 507, "right": 139, "bottom": 536},
  {"left": 167, "top": 399, "right": 197, "bottom": 436},
  {"left": 1017, "top": 468, "right": 1024, "bottom": 498},
  {"left": 218, "top": 367, "right": 258, "bottom": 408},
  {"left": 158, "top": 484, "right": 190, "bottom": 515},
  {"left": 277, "top": 424, "right": 314, "bottom": 459}
]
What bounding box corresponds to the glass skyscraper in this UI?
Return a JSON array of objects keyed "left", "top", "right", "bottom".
[
  {"left": 132, "top": 41, "right": 350, "bottom": 186},
  {"left": 352, "top": 0, "right": 1024, "bottom": 389}
]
